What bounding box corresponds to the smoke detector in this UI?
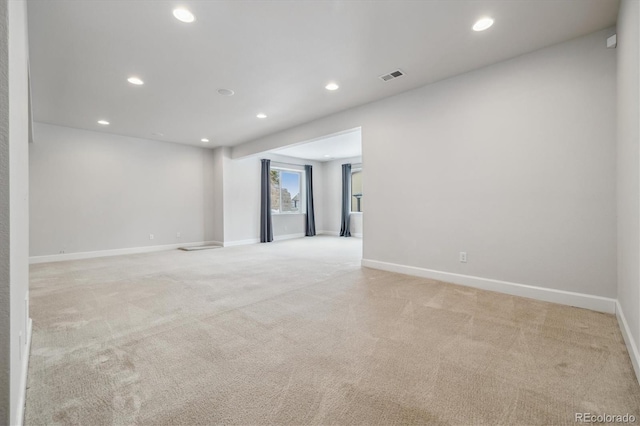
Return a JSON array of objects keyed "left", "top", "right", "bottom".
[{"left": 379, "top": 69, "right": 405, "bottom": 82}]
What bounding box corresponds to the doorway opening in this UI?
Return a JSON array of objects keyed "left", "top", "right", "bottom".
[{"left": 268, "top": 127, "right": 363, "bottom": 246}]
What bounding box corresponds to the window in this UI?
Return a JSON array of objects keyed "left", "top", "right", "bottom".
[
  {"left": 270, "top": 168, "right": 302, "bottom": 214},
  {"left": 351, "top": 169, "right": 362, "bottom": 212}
]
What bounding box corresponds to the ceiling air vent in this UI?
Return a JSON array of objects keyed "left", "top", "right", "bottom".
[{"left": 379, "top": 69, "right": 405, "bottom": 82}]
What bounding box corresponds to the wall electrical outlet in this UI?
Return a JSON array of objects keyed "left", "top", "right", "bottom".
[
  {"left": 176, "top": 232, "right": 181, "bottom": 238},
  {"left": 149, "top": 234, "right": 154, "bottom": 240},
  {"left": 459, "top": 252, "right": 467, "bottom": 263}
]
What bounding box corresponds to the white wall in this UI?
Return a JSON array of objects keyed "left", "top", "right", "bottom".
[
  {"left": 29, "top": 126, "right": 325, "bottom": 253},
  {"left": 0, "top": 0, "right": 31, "bottom": 423},
  {"left": 30, "top": 123, "right": 218, "bottom": 256},
  {"left": 616, "top": 0, "right": 640, "bottom": 380},
  {"left": 321, "top": 156, "right": 362, "bottom": 236},
  {"left": 0, "top": 2, "right": 10, "bottom": 418},
  {"left": 233, "top": 29, "right": 617, "bottom": 302},
  {"left": 221, "top": 151, "right": 324, "bottom": 245}
]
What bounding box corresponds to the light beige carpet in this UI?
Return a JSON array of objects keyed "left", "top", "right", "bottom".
[{"left": 25, "top": 236, "right": 640, "bottom": 425}]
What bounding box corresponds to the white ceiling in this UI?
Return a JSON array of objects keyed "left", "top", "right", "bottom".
[
  {"left": 273, "top": 129, "right": 362, "bottom": 162},
  {"left": 27, "top": 0, "right": 619, "bottom": 148}
]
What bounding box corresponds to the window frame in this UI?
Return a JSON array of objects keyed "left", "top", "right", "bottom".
[{"left": 270, "top": 166, "right": 305, "bottom": 215}]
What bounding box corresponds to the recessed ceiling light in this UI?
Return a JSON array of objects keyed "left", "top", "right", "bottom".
[
  {"left": 473, "top": 17, "right": 494, "bottom": 31},
  {"left": 97, "top": 120, "right": 110, "bottom": 125},
  {"left": 325, "top": 83, "right": 339, "bottom": 91},
  {"left": 256, "top": 113, "right": 267, "bottom": 119},
  {"left": 173, "top": 8, "right": 195, "bottom": 23},
  {"left": 201, "top": 138, "right": 209, "bottom": 142},
  {"left": 324, "top": 154, "right": 331, "bottom": 158},
  {"left": 217, "top": 89, "right": 234, "bottom": 96},
  {"left": 127, "top": 76, "right": 144, "bottom": 85},
  {"left": 153, "top": 132, "right": 164, "bottom": 137}
]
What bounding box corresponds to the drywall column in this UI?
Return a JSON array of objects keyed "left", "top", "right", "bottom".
[
  {"left": 1, "top": 0, "right": 31, "bottom": 423},
  {"left": 208, "top": 147, "right": 226, "bottom": 244},
  {"left": 616, "top": 0, "right": 640, "bottom": 381},
  {"left": 0, "top": 1, "right": 11, "bottom": 421}
]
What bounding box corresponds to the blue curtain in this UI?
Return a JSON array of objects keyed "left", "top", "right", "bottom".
[
  {"left": 305, "top": 165, "right": 316, "bottom": 236},
  {"left": 260, "top": 159, "right": 273, "bottom": 243},
  {"left": 340, "top": 163, "right": 351, "bottom": 237}
]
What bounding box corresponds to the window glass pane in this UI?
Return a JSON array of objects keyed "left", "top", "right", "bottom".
[
  {"left": 281, "top": 171, "right": 301, "bottom": 213},
  {"left": 351, "top": 170, "right": 362, "bottom": 212},
  {"left": 270, "top": 169, "right": 280, "bottom": 213}
]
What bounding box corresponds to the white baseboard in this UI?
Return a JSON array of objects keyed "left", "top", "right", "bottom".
[
  {"left": 13, "top": 318, "right": 32, "bottom": 426},
  {"left": 361, "top": 259, "right": 616, "bottom": 314},
  {"left": 616, "top": 301, "right": 640, "bottom": 385},
  {"left": 319, "top": 230, "right": 339, "bottom": 236},
  {"left": 224, "top": 233, "right": 308, "bottom": 247},
  {"left": 29, "top": 241, "right": 222, "bottom": 264},
  {"left": 318, "top": 230, "right": 362, "bottom": 238},
  {"left": 274, "top": 233, "right": 306, "bottom": 242},
  {"left": 223, "top": 238, "right": 260, "bottom": 247}
]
